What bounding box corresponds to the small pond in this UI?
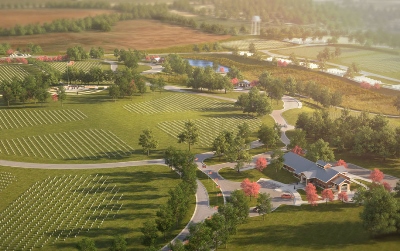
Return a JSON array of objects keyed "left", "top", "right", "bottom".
[{"left": 187, "top": 59, "right": 230, "bottom": 73}]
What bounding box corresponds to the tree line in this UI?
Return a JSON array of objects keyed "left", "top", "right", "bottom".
[
  {"left": 140, "top": 148, "right": 198, "bottom": 249},
  {"left": 295, "top": 109, "right": 400, "bottom": 161}
]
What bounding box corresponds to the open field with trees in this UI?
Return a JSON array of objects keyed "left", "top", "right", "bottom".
[
  {"left": 185, "top": 54, "right": 399, "bottom": 115},
  {"left": 272, "top": 45, "right": 400, "bottom": 80},
  {"left": 0, "top": 165, "right": 193, "bottom": 251},
  {"left": 227, "top": 203, "right": 400, "bottom": 251},
  {"left": 0, "top": 91, "right": 273, "bottom": 163},
  {"left": 0, "top": 20, "right": 230, "bottom": 54}
]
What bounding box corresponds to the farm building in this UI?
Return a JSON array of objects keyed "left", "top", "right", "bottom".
[{"left": 283, "top": 152, "right": 351, "bottom": 193}]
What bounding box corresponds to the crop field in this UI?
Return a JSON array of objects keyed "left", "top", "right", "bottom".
[
  {"left": 123, "top": 93, "right": 233, "bottom": 114},
  {"left": 158, "top": 116, "right": 261, "bottom": 147},
  {"left": 0, "top": 20, "right": 230, "bottom": 53},
  {"left": 0, "top": 174, "right": 123, "bottom": 251},
  {"left": 0, "top": 109, "right": 86, "bottom": 130},
  {"left": 271, "top": 46, "right": 400, "bottom": 80},
  {"left": 221, "top": 39, "right": 292, "bottom": 51},
  {"left": 0, "top": 129, "right": 134, "bottom": 160},
  {"left": 0, "top": 65, "right": 30, "bottom": 83},
  {"left": 48, "top": 61, "right": 101, "bottom": 73},
  {"left": 0, "top": 9, "right": 115, "bottom": 28}
]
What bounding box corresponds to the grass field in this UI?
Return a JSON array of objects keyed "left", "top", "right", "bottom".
[
  {"left": 272, "top": 45, "right": 400, "bottom": 80},
  {"left": 0, "top": 20, "right": 230, "bottom": 54},
  {"left": 0, "top": 90, "right": 273, "bottom": 163},
  {"left": 219, "top": 166, "right": 298, "bottom": 184},
  {"left": 0, "top": 64, "right": 30, "bottom": 83},
  {"left": 221, "top": 39, "right": 293, "bottom": 51},
  {"left": 228, "top": 203, "right": 400, "bottom": 251},
  {"left": 0, "top": 165, "right": 192, "bottom": 251},
  {"left": 48, "top": 61, "right": 101, "bottom": 73}
]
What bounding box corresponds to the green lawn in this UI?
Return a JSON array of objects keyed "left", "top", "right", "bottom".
[
  {"left": 197, "top": 169, "right": 224, "bottom": 207},
  {"left": 227, "top": 203, "right": 400, "bottom": 251},
  {"left": 219, "top": 165, "right": 298, "bottom": 184},
  {"left": 335, "top": 151, "right": 400, "bottom": 178},
  {"left": 0, "top": 90, "right": 273, "bottom": 163},
  {"left": 0, "top": 165, "right": 193, "bottom": 251}
]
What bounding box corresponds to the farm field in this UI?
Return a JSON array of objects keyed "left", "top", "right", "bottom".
[
  {"left": 229, "top": 203, "right": 400, "bottom": 251},
  {"left": 271, "top": 46, "right": 400, "bottom": 80},
  {"left": 0, "top": 9, "right": 116, "bottom": 28},
  {"left": 0, "top": 20, "right": 230, "bottom": 53},
  {"left": 0, "top": 91, "right": 272, "bottom": 163},
  {"left": 221, "top": 39, "right": 293, "bottom": 51},
  {"left": 0, "top": 165, "right": 188, "bottom": 251}
]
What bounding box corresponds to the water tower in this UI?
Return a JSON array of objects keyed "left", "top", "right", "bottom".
[{"left": 251, "top": 16, "right": 261, "bottom": 35}]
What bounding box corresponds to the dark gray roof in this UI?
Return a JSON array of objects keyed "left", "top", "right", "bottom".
[
  {"left": 331, "top": 176, "right": 347, "bottom": 185},
  {"left": 316, "top": 160, "right": 328, "bottom": 167},
  {"left": 283, "top": 152, "right": 348, "bottom": 183}
]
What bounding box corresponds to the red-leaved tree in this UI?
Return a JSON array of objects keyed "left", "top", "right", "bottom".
[
  {"left": 6, "top": 49, "right": 13, "bottom": 55},
  {"left": 255, "top": 157, "right": 267, "bottom": 172},
  {"left": 369, "top": 168, "right": 384, "bottom": 183},
  {"left": 241, "top": 178, "right": 261, "bottom": 200},
  {"left": 382, "top": 181, "right": 391, "bottom": 192},
  {"left": 321, "top": 189, "right": 334, "bottom": 204},
  {"left": 338, "top": 191, "right": 348, "bottom": 202},
  {"left": 305, "top": 183, "right": 318, "bottom": 206},
  {"left": 291, "top": 145, "right": 304, "bottom": 156},
  {"left": 335, "top": 159, "right": 348, "bottom": 168}
]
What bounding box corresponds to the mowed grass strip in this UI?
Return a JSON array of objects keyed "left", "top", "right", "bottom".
[
  {"left": 0, "top": 165, "right": 187, "bottom": 251},
  {"left": 0, "top": 109, "right": 86, "bottom": 130},
  {"left": 0, "top": 129, "right": 133, "bottom": 160},
  {"left": 0, "top": 65, "right": 30, "bottom": 83},
  {"left": 228, "top": 203, "right": 400, "bottom": 251},
  {"left": 158, "top": 116, "right": 261, "bottom": 147},
  {"left": 123, "top": 93, "right": 234, "bottom": 114}
]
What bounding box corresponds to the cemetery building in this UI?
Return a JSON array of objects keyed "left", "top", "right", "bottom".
[{"left": 283, "top": 152, "right": 351, "bottom": 192}]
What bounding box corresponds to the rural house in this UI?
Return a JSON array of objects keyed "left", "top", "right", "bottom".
[{"left": 283, "top": 152, "right": 351, "bottom": 192}]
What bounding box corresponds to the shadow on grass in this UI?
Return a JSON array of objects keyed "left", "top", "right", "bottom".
[{"left": 233, "top": 221, "right": 368, "bottom": 249}]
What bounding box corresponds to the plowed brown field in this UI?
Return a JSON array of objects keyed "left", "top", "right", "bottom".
[
  {"left": 1, "top": 20, "right": 230, "bottom": 53},
  {"left": 0, "top": 9, "right": 115, "bottom": 28}
]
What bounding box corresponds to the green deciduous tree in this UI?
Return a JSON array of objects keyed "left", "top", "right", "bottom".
[
  {"left": 305, "top": 139, "right": 335, "bottom": 162},
  {"left": 256, "top": 192, "right": 273, "bottom": 220},
  {"left": 177, "top": 120, "right": 199, "bottom": 151},
  {"left": 57, "top": 85, "right": 67, "bottom": 106},
  {"left": 138, "top": 129, "right": 159, "bottom": 156},
  {"left": 140, "top": 220, "right": 159, "bottom": 247},
  {"left": 109, "top": 235, "right": 127, "bottom": 251},
  {"left": 78, "top": 238, "right": 97, "bottom": 251},
  {"left": 156, "top": 204, "right": 174, "bottom": 240},
  {"left": 257, "top": 124, "right": 279, "bottom": 151},
  {"left": 235, "top": 87, "right": 272, "bottom": 116},
  {"left": 360, "top": 186, "right": 399, "bottom": 236},
  {"left": 270, "top": 149, "right": 284, "bottom": 173},
  {"left": 227, "top": 190, "right": 249, "bottom": 224}
]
